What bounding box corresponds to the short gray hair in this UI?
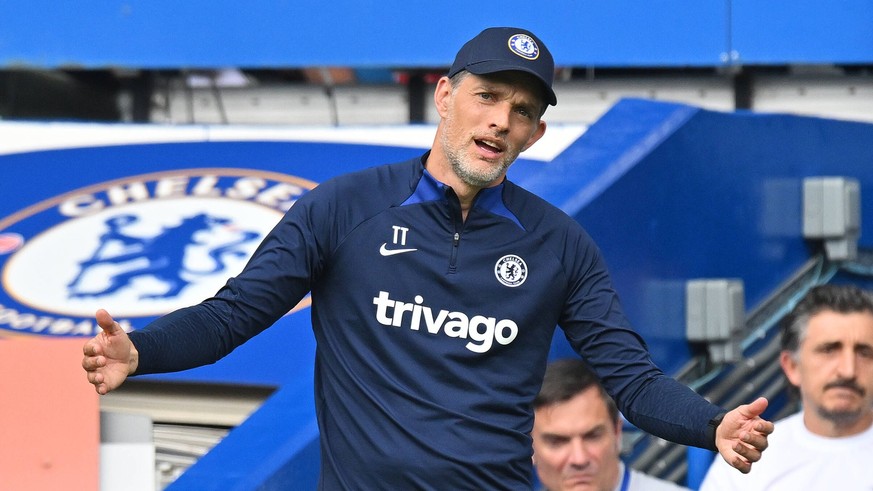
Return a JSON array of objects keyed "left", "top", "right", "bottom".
[{"left": 780, "top": 283, "right": 873, "bottom": 355}]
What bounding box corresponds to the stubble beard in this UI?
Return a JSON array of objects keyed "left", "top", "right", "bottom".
[
  {"left": 816, "top": 391, "right": 867, "bottom": 428},
  {"left": 440, "top": 114, "right": 514, "bottom": 188},
  {"left": 816, "top": 404, "right": 864, "bottom": 428},
  {"left": 815, "top": 379, "right": 869, "bottom": 428}
]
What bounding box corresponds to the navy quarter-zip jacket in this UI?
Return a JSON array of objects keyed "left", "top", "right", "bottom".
[{"left": 131, "top": 153, "right": 723, "bottom": 490}]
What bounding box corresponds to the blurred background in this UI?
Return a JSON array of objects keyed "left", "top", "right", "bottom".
[{"left": 2, "top": 1, "right": 872, "bottom": 126}]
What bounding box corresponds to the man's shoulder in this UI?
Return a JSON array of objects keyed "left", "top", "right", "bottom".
[
  {"left": 314, "top": 156, "right": 422, "bottom": 204},
  {"left": 329, "top": 156, "right": 421, "bottom": 187},
  {"left": 502, "top": 180, "right": 581, "bottom": 230},
  {"left": 502, "top": 179, "right": 559, "bottom": 210},
  {"left": 768, "top": 411, "right": 804, "bottom": 443}
]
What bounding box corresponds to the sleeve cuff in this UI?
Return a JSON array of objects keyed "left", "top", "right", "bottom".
[{"left": 705, "top": 411, "right": 727, "bottom": 450}]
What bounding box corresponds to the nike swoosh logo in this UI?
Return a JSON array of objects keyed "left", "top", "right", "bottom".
[{"left": 379, "top": 243, "right": 418, "bottom": 256}]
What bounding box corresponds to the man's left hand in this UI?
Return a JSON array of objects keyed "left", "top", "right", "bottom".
[{"left": 715, "top": 397, "right": 774, "bottom": 473}]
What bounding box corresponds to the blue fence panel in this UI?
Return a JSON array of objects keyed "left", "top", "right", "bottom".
[
  {"left": 2, "top": 1, "right": 869, "bottom": 68},
  {"left": 731, "top": 0, "right": 873, "bottom": 64}
]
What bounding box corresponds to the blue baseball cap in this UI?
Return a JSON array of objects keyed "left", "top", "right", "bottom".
[{"left": 448, "top": 27, "right": 557, "bottom": 106}]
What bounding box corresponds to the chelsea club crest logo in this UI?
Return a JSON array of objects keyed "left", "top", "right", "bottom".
[
  {"left": 0, "top": 168, "right": 317, "bottom": 337},
  {"left": 494, "top": 254, "right": 528, "bottom": 288},
  {"left": 508, "top": 34, "right": 540, "bottom": 61}
]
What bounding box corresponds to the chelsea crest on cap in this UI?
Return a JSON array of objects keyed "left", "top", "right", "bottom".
[{"left": 448, "top": 27, "right": 557, "bottom": 106}]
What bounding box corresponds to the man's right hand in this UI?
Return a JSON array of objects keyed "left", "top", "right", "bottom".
[{"left": 82, "top": 309, "right": 138, "bottom": 395}]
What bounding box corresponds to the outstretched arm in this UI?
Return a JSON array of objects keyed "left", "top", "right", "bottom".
[
  {"left": 714, "top": 397, "right": 774, "bottom": 473},
  {"left": 82, "top": 309, "right": 139, "bottom": 395}
]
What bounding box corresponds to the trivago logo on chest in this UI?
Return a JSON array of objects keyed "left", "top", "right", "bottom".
[
  {"left": 372, "top": 290, "right": 519, "bottom": 353},
  {"left": 0, "top": 168, "right": 317, "bottom": 337}
]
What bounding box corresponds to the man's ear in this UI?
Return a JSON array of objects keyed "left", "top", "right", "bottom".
[
  {"left": 433, "top": 76, "right": 453, "bottom": 119},
  {"left": 614, "top": 418, "right": 623, "bottom": 454},
  {"left": 521, "top": 120, "right": 547, "bottom": 152},
  {"left": 780, "top": 350, "right": 802, "bottom": 387}
]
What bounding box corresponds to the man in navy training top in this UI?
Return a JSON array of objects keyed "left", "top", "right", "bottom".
[{"left": 83, "top": 26, "right": 774, "bottom": 490}]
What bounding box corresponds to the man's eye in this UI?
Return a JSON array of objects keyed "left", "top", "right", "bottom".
[{"left": 543, "top": 436, "right": 567, "bottom": 447}]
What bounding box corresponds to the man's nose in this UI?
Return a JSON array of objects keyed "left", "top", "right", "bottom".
[
  {"left": 566, "top": 439, "right": 590, "bottom": 467},
  {"left": 488, "top": 103, "right": 511, "bottom": 132},
  {"left": 836, "top": 348, "right": 857, "bottom": 379}
]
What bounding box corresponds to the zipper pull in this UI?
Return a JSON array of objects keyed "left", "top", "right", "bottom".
[{"left": 453, "top": 232, "right": 460, "bottom": 246}]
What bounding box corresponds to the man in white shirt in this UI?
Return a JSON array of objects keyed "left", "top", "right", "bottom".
[
  {"left": 533, "top": 358, "right": 690, "bottom": 491},
  {"left": 700, "top": 284, "right": 873, "bottom": 491}
]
